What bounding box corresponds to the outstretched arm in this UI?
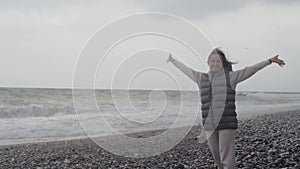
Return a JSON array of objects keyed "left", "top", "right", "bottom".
[
  {"left": 230, "top": 55, "right": 285, "bottom": 88},
  {"left": 167, "top": 53, "right": 201, "bottom": 83}
]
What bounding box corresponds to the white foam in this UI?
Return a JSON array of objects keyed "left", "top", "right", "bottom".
[{"left": 1, "top": 89, "right": 300, "bottom": 145}]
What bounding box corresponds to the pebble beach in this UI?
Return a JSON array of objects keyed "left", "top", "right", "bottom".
[{"left": 0, "top": 110, "right": 299, "bottom": 169}]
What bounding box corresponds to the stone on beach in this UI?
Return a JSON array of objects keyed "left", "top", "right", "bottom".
[{"left": 0, "top": 111, "right": 299, "bottom": 168}]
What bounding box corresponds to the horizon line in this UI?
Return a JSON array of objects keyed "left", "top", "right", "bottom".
[{"left": 0, "top": 86, "right": 299, "bottom": 94}]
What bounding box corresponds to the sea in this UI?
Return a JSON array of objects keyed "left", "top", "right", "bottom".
[{"left": 0, "top": 87, "right": 300, "bottom": 145}]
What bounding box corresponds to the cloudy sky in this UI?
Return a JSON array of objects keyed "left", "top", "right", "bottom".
[{"left": 1, "top": 0, "right": 299, "bottom": 92}]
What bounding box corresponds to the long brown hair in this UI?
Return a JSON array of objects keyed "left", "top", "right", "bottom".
[{"left": 208, "top": 48, "right": 236, "bottom": 71}]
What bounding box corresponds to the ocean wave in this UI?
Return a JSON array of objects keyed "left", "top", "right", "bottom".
[{"left": 0, "top": 104, "right": 76, "bottom": 119}]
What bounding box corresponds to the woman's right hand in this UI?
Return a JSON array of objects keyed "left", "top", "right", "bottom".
[{"left": 167, "top": 53, "right": 173, "bottom": 63}]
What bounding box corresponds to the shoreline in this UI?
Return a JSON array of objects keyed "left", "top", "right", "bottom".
[
  {"left": 1, "top": 108, "right": 299, "bottom": 147},
  {"left": 0, "top": 110, "right": 299, "bottom": 168},
  {"left": 1, "top": 109, "right": 299, "bottom": 147}
]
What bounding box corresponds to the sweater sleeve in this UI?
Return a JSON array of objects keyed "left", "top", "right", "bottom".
[
  {"left": 170, "top": 58, "right": 201, "bottom": 83},
  {"left": 230, "top": 60, "right": 272, "bottom": 89}
]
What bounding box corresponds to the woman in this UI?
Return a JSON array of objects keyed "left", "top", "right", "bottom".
[{"left": 167, "top": 48, "right": 285, "bottom": 169}]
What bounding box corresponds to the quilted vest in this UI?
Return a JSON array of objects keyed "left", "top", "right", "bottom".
[{"left": 200, "top": 71, "right": 237, "bottom": 130}]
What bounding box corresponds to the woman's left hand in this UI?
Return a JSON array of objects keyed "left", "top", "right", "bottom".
[{"left": 270, "top": 55, "right": 285, "bottom": 67}]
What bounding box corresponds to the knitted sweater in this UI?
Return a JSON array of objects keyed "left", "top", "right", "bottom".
[{"left": 170, "top": 58, "right": 271, "bottom": 130}]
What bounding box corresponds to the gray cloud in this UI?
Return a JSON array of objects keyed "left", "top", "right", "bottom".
[
  {"left": 0, "top": 0, "right": 299, "bottom": 91},
  {"left": 130, "top": 0, "right": 247, "bottom": 19},
  {"left": 130, "top": 0, "right": 300, "bottom": 19},
  {"left": 0, "top": 0, "right": 84, "bottom": 9}
]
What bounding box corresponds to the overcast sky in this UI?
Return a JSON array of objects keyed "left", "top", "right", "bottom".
[{"left": 0, "top": 0, "right": 299, "bottom": 92}]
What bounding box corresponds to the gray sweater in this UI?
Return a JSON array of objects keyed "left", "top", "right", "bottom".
[{"left": 170, "top": 58, "right": 271, "bottom": 90}]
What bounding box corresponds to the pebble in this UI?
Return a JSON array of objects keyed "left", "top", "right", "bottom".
[{"left": 0, "top": 111, "right": 299, "bottom": 168}]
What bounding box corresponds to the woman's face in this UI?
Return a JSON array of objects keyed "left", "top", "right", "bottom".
[{"left": 208, "top": 54, "right": 222, "bottom": 72}]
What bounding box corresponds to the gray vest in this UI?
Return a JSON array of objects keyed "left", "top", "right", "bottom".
[{"left": 200, "top": 71, "right": 237, "bottom": 130}]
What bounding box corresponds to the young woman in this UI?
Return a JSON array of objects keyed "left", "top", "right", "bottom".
[{"left": 167, "top": 48, "right": 285, "bottom": 169}]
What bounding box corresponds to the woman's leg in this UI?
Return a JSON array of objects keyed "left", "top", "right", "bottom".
[
  {"left": 206, "top": 130, "right": 223, "bottom": 169},
  {"left": 218, "top": 129, "right": 235, "bottom": 169}
]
